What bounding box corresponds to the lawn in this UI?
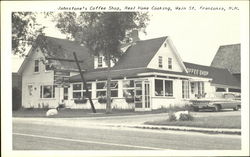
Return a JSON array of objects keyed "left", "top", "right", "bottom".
[
  {"left": 144, "top": 115, "right": 241, "bottom": 129},
  {"left": 12, "top": 108, "right": 169, "bottom": 118}
]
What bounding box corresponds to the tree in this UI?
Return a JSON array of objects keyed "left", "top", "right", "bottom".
[
  {"left": 12, "top": 12, "right": 45, "bottom": 56},
  {"left": 54, "top": 12, "right": 149, "bottom": 113}
]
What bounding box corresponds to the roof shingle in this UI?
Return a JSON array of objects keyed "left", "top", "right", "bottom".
[{"left": 211, "top": 44, "right": 240, "bottom": 74}]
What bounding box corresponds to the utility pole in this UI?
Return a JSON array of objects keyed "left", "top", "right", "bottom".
[{"left": 73, "top": 52, "right": 96, "bottom": 113}]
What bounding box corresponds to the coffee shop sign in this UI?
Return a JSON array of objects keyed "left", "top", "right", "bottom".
[{"left": 186, "top": 68, "right": 209, "bottom": 76}]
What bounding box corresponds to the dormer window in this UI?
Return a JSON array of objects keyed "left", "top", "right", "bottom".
[
  {"left": 168, "top": 57, "right": 172, "bottom": 69},
  {"left": 34, "top": 60, "right": 39, "bottom": 72},
  {"left": 45, "top": 64, "right": 52, "bottom": 71},
  {"left": 98, "top": 56, "right": 103, "bottom": 68},
  {"left": 158, "top": 56, "right": 163, "bottom": 68}
]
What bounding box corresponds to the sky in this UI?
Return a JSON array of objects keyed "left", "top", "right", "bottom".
[{"left": 12, "top": 11, "right": 240, "bottom": 72}]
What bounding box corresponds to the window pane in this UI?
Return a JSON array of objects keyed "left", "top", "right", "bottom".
[
  {"left": 216, "top": 88, "right": 226, "bottom": 92},
  {"left": 45, "top": 64, "right": 52, "bottom": 71},
  {"left": 110, "top": 81, "right": 118, "bottom": 89},
  {"left": 43, "top": 85, "right": 52, "bottom": 98},
  {"left": 97, "top": 82, "right": 106, "bottom": 89},
  {"left": 34, "top": 60, "right": 39, "bottom": 72},
  {"left": 97, "top": 91, "right": 106, "bottom": 97},
  {"left": 64, "top": 88, "right": 68, "bottom": 100},
  {"left": 40, "top": 86, "right": 42, "bottom": 98},
  {"left": 83, "top": 91, "right": 91, "bottom": 98},
  {"left": 158, "top": 56, "right": 163, "bottom": 68},
  {"left": 111, "top": 90, "right": 118, "bottom": 97},
  {"left": 191, "top": 82, "right": 195, "bottom": 94},
  {"left": 155, "top": 79, "right": 163, "bottom": 96},
  {"left": 165, "top": 80, "right": 173, "bottom": 96},
  {"left": 73, "top": 84, "right": 82, "bottom": 90},
  {"left": 83, "top": 83, "right": 92, "bottom": 90},
  {"left": 168, "top": 58, "right": 172, "bottom": 69},
  {"left": 98, "top": 56, "right": 102, "bottom": 67},
  {"left": 123, "top": 80, "right": 134, "bottom": 88},
  {"left": 123, "top": 89, "right": 134, "bottom": 98},
  {"left": 73, "top": 92, "right": 81, "bottom": 98}
]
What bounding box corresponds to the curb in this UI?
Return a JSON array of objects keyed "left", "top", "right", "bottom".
[{"left": 110, "top": 124, "right": 241, "bottom": 135}]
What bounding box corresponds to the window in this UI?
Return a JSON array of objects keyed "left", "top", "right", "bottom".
[
  {"left": 40, "top": 85, "right": 55, "bottom": 98},
  {"left": 190, "top": 82, "right": 195, "bottom": 94},
  {"left": 198, "top": 82, "right": 204, "bottom": 94},
  {"left": 34, "top": 60, "right": 39, "bottom": 72},
  {"left": 165, "top": 80, "right": 173, "bottom": 96},
  {"left": 98, "top": 56, "right": 103, "bottom": 67},
  {"left": 164, "top": 43, "right": 167, "bottom": 47},
  {"left": 45, "top": 64, "right": 52, "bottom": 71},
  {"left": 158, "top": 56, "right": 163, "bottom": 68},
  {"left": 155, "top": 79, "right": 173, "bottom": 97},
  {"left": 182, "top": 80, "right": 190, "bottom": 98},
  {"left": 216, "top": 87, "right": 226, "bottom": 92},
  {"left": 228, "top": 88, "right": 241, "bottom": 93},
  {"left": 63, "top": 88, "right": 68, "bottom": 100},
  {"left": 123, "top": 80, "right": 135, "bottom": 98},
  {"left": 155, "top": 79, "right": 163, "bottom": 96},
  {"left": 72, "top": 83, "right": 92, "bottom": 99},
  {"left": 96, "top": 81, "right": 118, "bottom": 98},
  {"left": 168, "top": 58, "right": 172, "bottom": 69}
]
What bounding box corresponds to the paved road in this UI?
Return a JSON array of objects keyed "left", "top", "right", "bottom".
[{"left": 13, "top": 120, "right": 241, "bottom": 150}]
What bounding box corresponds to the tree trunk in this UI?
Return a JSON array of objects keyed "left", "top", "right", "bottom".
[{"left": 106, "top": 53, "right": 112, "bottom": 113}]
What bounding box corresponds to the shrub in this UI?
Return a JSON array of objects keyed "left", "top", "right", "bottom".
[
  {"left": 74, "top": 98, "right": 88, "bottom": 104},
  {"left": 98, "top": 97, "right": 113, "bottom": 104},
  {"left": 12, "top": 87, "right": 21, "bottom": 111},
  {"left": 168, "top": 112, "right": 177, "bottom": 121},
  {"left": 125, "top": 97, "right": 134, "bottom": 103},
  {"left": 179, "top": 113, "right": 194, "bottom": 121}
]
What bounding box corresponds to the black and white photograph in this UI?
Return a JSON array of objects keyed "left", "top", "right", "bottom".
[{"left": 1, "top": 0, "right": 249, "bottom": 156}]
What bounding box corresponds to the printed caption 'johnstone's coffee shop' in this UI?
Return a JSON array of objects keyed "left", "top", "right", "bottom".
[{"left": 17, "top": 32, "right": 241, "bottom": 111}]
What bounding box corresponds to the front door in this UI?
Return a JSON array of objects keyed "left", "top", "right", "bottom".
[{"left": 134, "top": 80, "right": 151, "bottom": 111}]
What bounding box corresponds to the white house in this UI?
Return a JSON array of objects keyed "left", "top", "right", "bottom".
[{"left": 18, "top": 35, "right": 241, "bottom": 111}]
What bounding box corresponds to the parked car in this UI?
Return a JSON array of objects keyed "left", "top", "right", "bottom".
[{"left": 190, "top": 93, "right": 241, "bottom": 112}]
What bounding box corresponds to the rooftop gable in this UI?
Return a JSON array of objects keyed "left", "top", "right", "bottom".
[
  {"left": 18, "top": 36, "right": 94, "bottom": 74},
  {"left": 112, "top": 36, "right": 168, "bottom": 70},
  {"left": 211, "top": 44, "right": 240, "bottom": 74}
]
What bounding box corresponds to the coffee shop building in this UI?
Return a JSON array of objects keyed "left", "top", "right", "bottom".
[{"left": 18, "top": 35, "right": 241, "bottom": 111}]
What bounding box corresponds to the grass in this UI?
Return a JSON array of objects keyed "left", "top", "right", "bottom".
[
  {"left": 145, "top": 115, "right": 241, "bottom": 129},
  {"left": 12, "top": 108, "right": 172, "bottom": 118}
]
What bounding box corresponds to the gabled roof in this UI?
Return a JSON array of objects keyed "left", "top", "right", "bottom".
[
  {"left": 184, "top": 62, "right": 240, "bottom": 88},
  {"left": 211, "top": 44, "right": 240, "bottom": 74},
  {"left": 18, "top": 36, "right": 94, "bottom": 74},
  {"left": 113, "top": 36, "right": 168, "bottom": 70}
]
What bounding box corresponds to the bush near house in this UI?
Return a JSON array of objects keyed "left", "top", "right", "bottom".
[{"left": 12, "top": 87, "right": 21, "bottom": 111}]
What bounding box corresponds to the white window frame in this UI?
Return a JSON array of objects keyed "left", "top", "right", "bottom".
[
  {"left": 154, "top": 79, "right": 173, "bottom": 97},
  {"left": 72, "top": 83, "right": 92, "bottom": 99},
  {"left": 34, "top": 60, "right": 39, "bottom": 72},
  {"left": 182, "top": 80, "right": 190, "bottom": 99},
  {"left": 40, "top": 85, "right": 55, "bottom": 99},
  {"left": 122, "top": 80, "right": 135, "bottom": 98},
  {"left": 158, "top": 56, "right": 163, "bottom": 68},
  {"left": 168, "top": 57, "right": 172, "bottom": 70},
  {"left": 98, "top": 56, "right": 103, "bottom": 68},
  {"left": 96, "top": 81, "right": 119, "bottom": 98}
]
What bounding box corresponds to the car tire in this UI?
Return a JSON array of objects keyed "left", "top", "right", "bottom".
[
  {"left": 233, "top": 105, "right": 240, "bottom": 111},
  {"left": 193, "top": 107, "right": 199, "bottom": 112},
  {"left": 213, "top": 105, "right": 221, "bottom": 112}
]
